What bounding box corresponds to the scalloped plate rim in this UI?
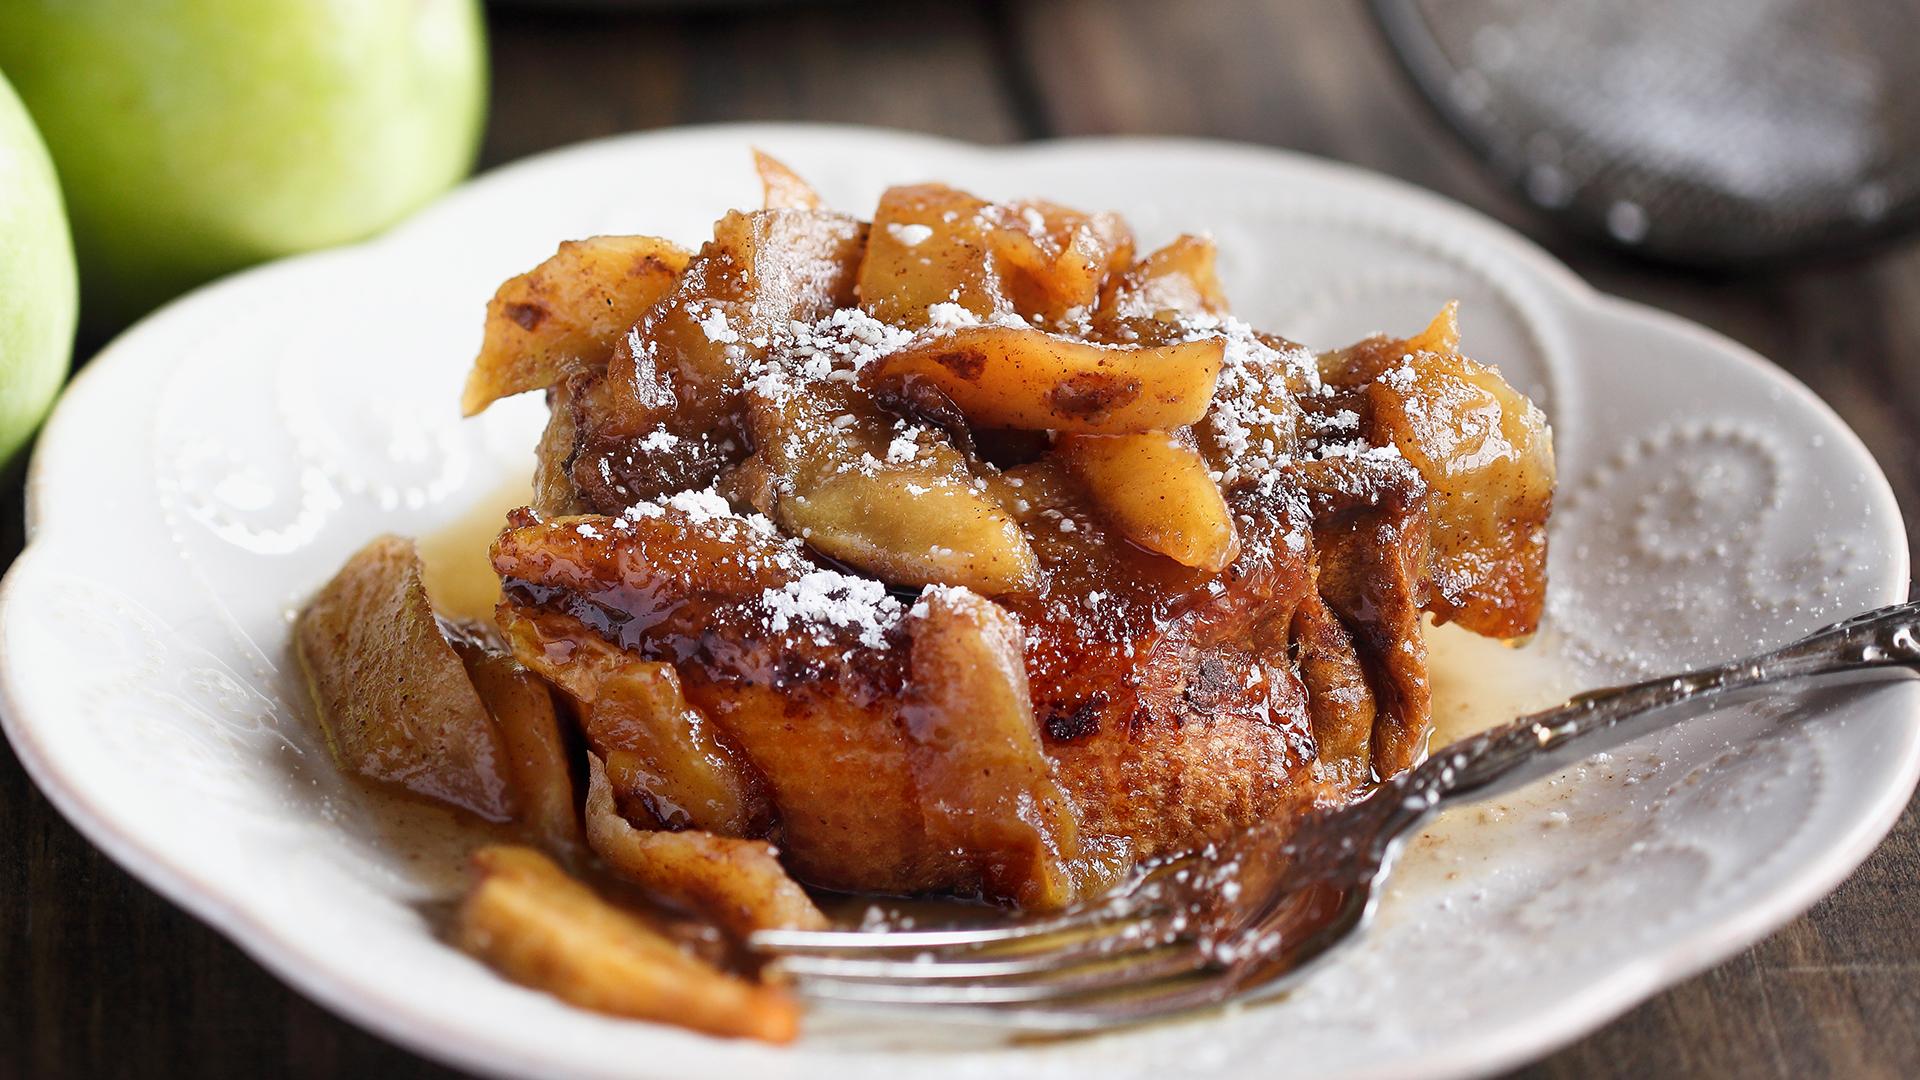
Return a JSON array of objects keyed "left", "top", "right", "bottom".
[{"left": 1, "top": 124, "right": 1913, "bottom": 1080}]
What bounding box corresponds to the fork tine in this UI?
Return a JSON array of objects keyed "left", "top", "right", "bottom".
[
  {"left": 747, "top": 858, "right": 1192, "bottom": 956},
  {"left": 768, "top": 910, "right": 1193, "bottom": 982},
  {"left": 782, "top": 882, "right": 1376, "bottom": 1026},
  {"left": 785, "top": 942, "right": 1211, "bottom": 1005},
  {"left": 1006, "top": 885, "right": 1375, "bottom": 1026},
  {"left": 748, "top": 900, "right": 1145, "bottom": 955}
]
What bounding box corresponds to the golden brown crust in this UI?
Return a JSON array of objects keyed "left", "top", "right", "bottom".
[
  {"left": 1295, "top": 456, "right": 1435, "bottom": 776},
  {"left": 1289, "top": 592, "right": 1378, "bottom": 793},
  {"left": 483, "top": 452, "right": 1433, "bottom": 906},
  {"left": 530, "top": 379, "right": 588, "bottom": 518}
]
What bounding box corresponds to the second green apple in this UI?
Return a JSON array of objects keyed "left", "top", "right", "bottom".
[{"left": 0, "top": 0, "right": 488, "bottom": 323}]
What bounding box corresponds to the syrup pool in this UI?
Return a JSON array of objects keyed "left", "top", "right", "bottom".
[
  {"left": 417, "top": 478, "right": 532, "bottom": 624},
  {"left": 1426, "top": 620, "right": 1581, "bottom": 747}
]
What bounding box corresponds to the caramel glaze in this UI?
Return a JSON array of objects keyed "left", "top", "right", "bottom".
[{"left": 493, "top": 446, "right": 1429, "bottom": 906}]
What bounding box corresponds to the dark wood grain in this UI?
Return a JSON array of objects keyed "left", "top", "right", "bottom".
[{"left": 3, "top": 2, "right": 1914, "bottom": 1077}]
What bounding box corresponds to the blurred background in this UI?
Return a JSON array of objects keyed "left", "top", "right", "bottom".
[{"left": 2, "top": 1, "right": 1917, "bottom": 1077}]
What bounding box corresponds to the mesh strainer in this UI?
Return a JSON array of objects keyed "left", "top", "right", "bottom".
[{"left": 1371, "top": 0, "right": 1920, "bottom": 266}]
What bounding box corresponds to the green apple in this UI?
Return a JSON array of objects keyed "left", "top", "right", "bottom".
[
  {"left": 0, "top": 68, "right": 77, "bottom": 471},
  {"left": 0, "top": 0, "right": 487, "bottom": 323}
]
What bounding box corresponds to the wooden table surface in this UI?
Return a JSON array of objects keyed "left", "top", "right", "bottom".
[{"left": 4, "top": 3, "right": 1917, "bottom": 1076}]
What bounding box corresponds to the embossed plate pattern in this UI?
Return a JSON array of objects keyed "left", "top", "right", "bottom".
[{"left": 2, "top": 126, "right": 1914, "bottom": 1080}]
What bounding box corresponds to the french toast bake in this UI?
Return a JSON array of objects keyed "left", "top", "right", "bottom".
[{"left": 295, "top": 152, "right": 1553, "bottom": 1039}]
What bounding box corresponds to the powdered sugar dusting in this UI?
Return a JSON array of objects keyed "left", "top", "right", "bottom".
[
  {"left": 663, "top": 488, "right": 736, "bottom": 522},
  {"left": 697, "top": 304, "right": 740, "bottom": 345},
  {"left": 886, "top": 221, "right": 935, "bottom": 247},
  {"left": 1181, "top": 314, "right": 1319, "bottom": 486},
  {"left": 762, "top": 569, "right": 906, "bottom": 649},
  {"left": 747, "top": 307, "right": 919, "bottom": 406}
]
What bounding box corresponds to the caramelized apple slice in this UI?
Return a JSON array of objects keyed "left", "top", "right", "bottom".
[
  {"left": 462, "top": 236, "right": 690, "bottom": 416},
  {"left": 989, "top": 198, "right": 1134, "bottom": 327},
  {"left": 1320, "top": 305, "right": 1554, "bottom": 638},
  {"left": 906, "top": 586, "right": 1080, "bottom": 909},
  {"left": 1405, "top": 300, "right": 1462, "bottom": 353},
  {"left": 590, "top": 208, "right": 867, "bottom": 442},
  {"left": 560, "top": 208, "right": 869, "bottom": 507},
  {"left": 585, "top": 755, "right": 828, "bottom": 938},
  {"left": 858, "top": 183, "right": 1132, "bottom": 328},
  {"left": 294, "top": 535, "right": 514, "bottom": 821},
  {"left": 752, "top": 148, "right": 822, "bottom": 210},
  {"left": 594, "top": 663, "right": 770, "bottom": 836},
  {"left": 491, "top": 507, "right": 808, "bottom": 605},
  {"left": 744, "top": 379, "right": 1038, "bottom": 594},
  {"left": 1095, "top": 234, "right": 1228, "bottom": 328},
  {"left": 456, "top": 845, "right": 799, "bottom": 1042},
  {"left": 451, "top": 634, "right": 583, "bottom": 859},
  {"left": 867, "top": 326, "right": 1224, "bottom": 434},
  {"left": 1056, "top": 430, "right": 1238, "bottom": 572},
  {"left": 790, "top": 471, "right": 1041, "bottom": 595},
  {"left": 500, "top": 609, "right": 771, "bottom": 836}
]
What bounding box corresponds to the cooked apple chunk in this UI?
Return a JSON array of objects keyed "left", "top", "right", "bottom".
[
  {"left": 584, "top": 755, "right": 828, "bottom": 939},
  {"left": 462, "top": 236, "right": 691, "bottom": 416},
  {"left": 988, "top": 200, "right": 1134, "bottom": 327},
  {"left": 1319, "top": 305, "right": 1554, "bottom": 638},
  {"left": 456, "top": 845, "right": 799, "bottom": 1042},
  {"left": 502, "top": 610, "right": 771, "bottom": 838},
  {"left": 858, "top": 183, "right": 1133, "bottom": 328},
  {"left": 753, "top": 148, "right": 822, "bottom": 210},
  {"left": 1095, "top": 234, "right": 1229, "bottom": 328},
  {"left": 1056, "top": 430, "right": 1238, "bottom": 572},
  {"left": 593, "top": 208, "right": 866, "bottom": 441},
  {"left": 449, "top": 634, "right": 582, "bottom": 860},
  {"left": 905, "top": 586, "right": 1080, "bottom": 909},
  {"left": 774, "top": 468, "right": 1041, "bottom": 595},
  {"left": 867, "top": 326, "right": 1224, "bottom": 434},
  {"left": 560, "top": 207, "right": 868, "bottom": 507},
  {"left": 294, "top": 536, "right": 514, "bottom": 821},
  {"left": 744, "top": 378, "right": 1039, "bottom": 594}
]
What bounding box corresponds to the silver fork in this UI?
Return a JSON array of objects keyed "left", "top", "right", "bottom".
[{"left": 747, "top": 599, "right": 1920, "bottom": 1032}]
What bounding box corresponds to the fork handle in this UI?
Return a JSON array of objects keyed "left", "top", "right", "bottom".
[{"left": 1405, "top": 599, "right": 1920, "bottom": 811}]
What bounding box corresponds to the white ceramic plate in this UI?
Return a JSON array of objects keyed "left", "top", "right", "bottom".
[{"left": 2, "top": 125, "right": 1914, "bottom": 1080}]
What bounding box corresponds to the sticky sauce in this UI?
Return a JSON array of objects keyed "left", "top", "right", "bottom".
[
  {"left": 1371, "top": 619, "right": 1591, "bottom": 935},
  {"left": 1426, "top": 620, "right": 1581, "bottom": 747},
  {"left": 417, "top": 477, "right": 532, "bottom": 623}
]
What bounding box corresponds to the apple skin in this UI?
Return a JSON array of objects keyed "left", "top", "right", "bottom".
[
  {"left": 0, "top": 68, "right": 77, "bottom": 471},
  {"left": 0, "top": 0, "right": 487, "bottom": 323}
]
